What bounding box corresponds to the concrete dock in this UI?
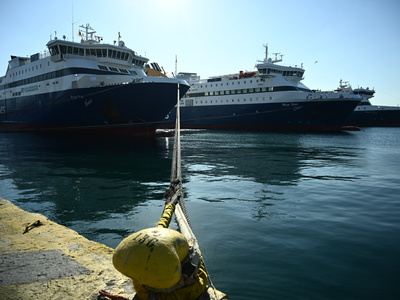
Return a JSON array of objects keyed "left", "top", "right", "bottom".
[{"left": 0, "top": 197, "right": 134, "bottom": 300}]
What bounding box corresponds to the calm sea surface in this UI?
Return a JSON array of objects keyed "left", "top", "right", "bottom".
[{"left": 1, "top": 128, "right": 399, "bottom": 299}]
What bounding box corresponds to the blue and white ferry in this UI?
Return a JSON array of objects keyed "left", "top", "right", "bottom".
[
  {"left": 162, "top": 45, "right": 361, "bottom": 132},
  {"left": 335, "top": 80, "right": 400, "bottom": 127},
  {"left": 0, "top": 24, "right": 189, "bottom": 135}
]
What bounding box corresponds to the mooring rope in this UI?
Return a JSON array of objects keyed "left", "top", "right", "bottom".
[{"left": 165, "top": 83, "right": 221, "bottom": 299}]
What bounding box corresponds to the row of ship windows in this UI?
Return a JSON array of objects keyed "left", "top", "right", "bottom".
[
  {"left": 49, "top": 45, "right": 146, "bottom": 67},
  {"left": 185, "top": 86, "right": 310, "bottom": 98},
  {"left": 196, "top": 79, "right": 257, "bottom": 88},
  {"left": 8, "top": 81, "right": 57, "bottom": 97},
  {"left": 97, "top": 65, "right": 137, "bottom": 75},
  {"left": 189, "top": 96, "right": 273, "bottom": 105},
  {"left": 7, "top": 63, "right": 137, "bottom": 81},
  {"left": 8, "top": 63, "right": 44, "bottom": 78},
  {"left": 1, "top": 67, "right": 134, "bottom": 90},
  {"left": 258, "top": 68, "right": 304, "bottom": 77}
]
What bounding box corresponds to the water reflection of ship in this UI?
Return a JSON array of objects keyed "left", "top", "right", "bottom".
[
  {"left": 0, "top": 133, "right": 172, "bottom": 236},
  {"left": 179, "top": 131, "right": 361, "bottom": 219}
]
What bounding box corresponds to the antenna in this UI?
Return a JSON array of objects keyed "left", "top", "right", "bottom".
[
  {"left": 175, "top": 55, "right": 178, "bottom": 78},
  {"left": 263, "top": 44, "right": 268, "bottom": 61},
  {"left": 71, "top": 0, "right": 74, "bottom": 42}
]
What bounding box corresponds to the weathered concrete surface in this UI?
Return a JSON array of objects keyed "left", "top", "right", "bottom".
[{"left": 0, "top": 197, "right": 134, "bottom": 300}]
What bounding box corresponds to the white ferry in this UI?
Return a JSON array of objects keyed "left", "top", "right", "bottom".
[
  {"left": 0, "top": 24, "right": 189, "bottom": 135},
  {"left": 335, "top": 80, "right": 400, "bottom": 127},
  {"left": 161, "top": 45, "right": 361, "bottom": 132}
]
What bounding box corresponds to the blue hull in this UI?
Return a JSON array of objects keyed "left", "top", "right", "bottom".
[
  {"left": 0, "top": 82, "right": 189, "bottom": 135},
  {"left": 345, "top": 110, "right": 400, "bottom": 127},
  {"left": 162, "top": 100, "right": 361, "bottom": 132}
]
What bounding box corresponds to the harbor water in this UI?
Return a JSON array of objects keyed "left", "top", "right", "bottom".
[{"left": 1, "top": 128, "right": 399, "bottom": 299}]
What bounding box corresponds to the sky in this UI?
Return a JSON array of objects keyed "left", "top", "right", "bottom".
[{"left": 1, "top": 0, "right": 399, "bottom": 105}]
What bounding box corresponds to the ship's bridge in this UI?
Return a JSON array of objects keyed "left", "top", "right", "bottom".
[
  {"left": 46, "top": 39, "right": 148, "bottom": 68},
  {"left": 257, "top": 63, "right": 304, "bottom": 79},
  {"left": 46, "top": 23, "right": 148, "bottom": 68}
]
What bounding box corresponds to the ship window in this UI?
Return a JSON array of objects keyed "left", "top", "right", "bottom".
[
  {"left": 59, "top": 45, "right": 65, "bottom": 54},
  {"left": 98, "top": 65, "right": 108, "bottom": 71}
]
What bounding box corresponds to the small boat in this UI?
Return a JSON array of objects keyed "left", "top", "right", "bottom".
[
  {"left": 335, "top": 80, "right": 400, "bottom": 127},
  {"left": 0, "top": 24, "right": 189, "bottom": 135},
  {"left": 160, "top": 45, "right": 361, "bottom": 132}
]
